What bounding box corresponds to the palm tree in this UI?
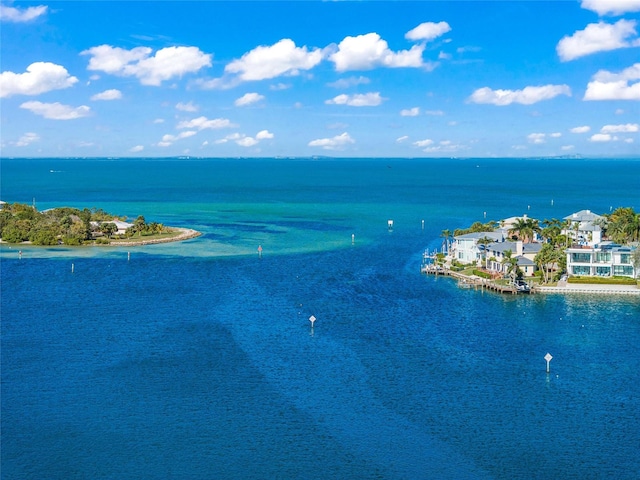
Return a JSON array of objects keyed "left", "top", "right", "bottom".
[
  {"left": 440, "top": 229, "right": 451, "bottom": 254},
  {"left": 501, "top": 249, "right": 521, "bottom": 281},
  {"left": 508, "top": 217, "right": 540, "bottom": 243},
  {"left": 535, "top": 243, "right": 563, "bottom": 284},
  {"left": 606, "top": 207, "right": 639, "bottom": 244},
  {"left": 477, "top": 236, "right": 494, "bottom": 269}
]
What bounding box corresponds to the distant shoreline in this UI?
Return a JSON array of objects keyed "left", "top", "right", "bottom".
[
  {"left": 0, "top": 227, "right": 201, "bottom": 248},
  {"left": 106, "top": 227, "right": 201, "bottom": 247}
]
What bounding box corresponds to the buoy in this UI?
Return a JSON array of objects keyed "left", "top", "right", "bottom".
[
  {"left": 258, "top": 245, "right": 263, "bottom": 258},
  {"left": 351, "top": 233, "right": 355, "bottom": 245},
  {"left": 71, "top": 263, "right": 75, "bottom": 273},
  {"left": 544, "top": 352, "right": 553, "bottom": 373},
  {"left": 309, "top": 315, "right": 316, "bottom": 327}
]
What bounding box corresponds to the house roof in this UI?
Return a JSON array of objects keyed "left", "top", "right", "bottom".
[
  {"left": 485, "top": 241, "right": 542, "bottom": 255},
  {"left": 564, "top": 209, "right": 603, "bottom": 222},
  {"left": 454, "top": 231, "right": 503, "bottom": 241},
  {"left": 517, "top": 256, "right": 536, "bottom": 266}
]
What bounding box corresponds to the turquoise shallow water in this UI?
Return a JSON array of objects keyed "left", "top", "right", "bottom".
[{"left": 1, "top": 158, "right": 640, "bottom": 479}]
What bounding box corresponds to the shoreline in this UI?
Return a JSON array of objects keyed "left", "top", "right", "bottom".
[
  {"left": 422, "top": 266, "right": 640, "bottom": 296},
  {"left": 0, "top": 227, "right": 202, "bottom": 248},
  {"left": 107, "top": 227, "right": 201, "bottom": 247}
]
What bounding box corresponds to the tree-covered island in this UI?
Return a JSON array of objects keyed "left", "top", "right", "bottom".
[{"left": 0, "top": 202, "right": 200, "bottom": 246}]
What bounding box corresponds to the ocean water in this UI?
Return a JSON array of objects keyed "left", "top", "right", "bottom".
[{"left": 1, "top": 158, "right": 639, "bottom": 479}]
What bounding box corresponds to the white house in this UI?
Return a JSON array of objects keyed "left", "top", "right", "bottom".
[
  {"left": 91, "top": 220, "right": 133, "bottom": 236},
  {"left": 566, "top": 243, "right": 636, "bottom": 278},
  {"left": 563, "top": 209, "right": 603, "bottom": 246},
  {"left": 452, "top": 231, "right": 504, "bottom": 264}
]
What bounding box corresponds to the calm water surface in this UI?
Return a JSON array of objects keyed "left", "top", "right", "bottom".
[{"left": 2, "top": 158, "right": 639, "bottom": 479}]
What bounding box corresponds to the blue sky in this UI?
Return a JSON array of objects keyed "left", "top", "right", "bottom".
[{"left": 1, "top": 0, "right": 639, "bottom": 158}]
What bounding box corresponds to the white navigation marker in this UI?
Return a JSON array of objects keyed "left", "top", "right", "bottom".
[
  {"left": 544, "top": 352, "right": 553, "bottom": 373},
  {"left": 309, "top": 315, "right": 316, "bottom": 327}
]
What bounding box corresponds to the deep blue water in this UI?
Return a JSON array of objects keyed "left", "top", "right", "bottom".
[{"left": 1, "top": 158, "right": 640, "bottom": 479}]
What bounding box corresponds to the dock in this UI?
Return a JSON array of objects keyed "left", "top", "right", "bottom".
[{"left": 421, "top": 265, "right": 524, "bottom": 295}]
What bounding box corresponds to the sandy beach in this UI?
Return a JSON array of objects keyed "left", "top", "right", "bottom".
[{"left": 108, "top": 228, "right": 201, "bottom": 247}]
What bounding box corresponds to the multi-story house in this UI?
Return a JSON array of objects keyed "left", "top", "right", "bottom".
[{"left": 566, "top": 242, "right": 637, "bottom": 278}]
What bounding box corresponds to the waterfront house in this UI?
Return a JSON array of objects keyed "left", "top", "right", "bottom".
[
  {"left": 452, "top": 231, "right": 504, "bottom": 264},
  {"left": 566, "top": 242, "right": 637, "bottom": 278},
  {"left": 563, "top": 209, "right": 603, "bottom": 246},
  {"left": 484, "top": 240, "right": 542, "bottom": 277},
  {"left": 90, "top": 220, "right": 133, "bottom": 236}
]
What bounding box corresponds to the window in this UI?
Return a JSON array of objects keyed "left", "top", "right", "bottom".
[
  {"left": 595, "top": 266, "right": 610, "bottom": 276},
  {"left": 620, "top": 254, "right": 630, "bottom": 264},
  {"left": 595, "top": 252, "right": 611, "bottom": 263},
  {"left": 571, "top": 252, "right": 591, "bottom": 263},
  {"left": 613, "top": 265, "right": 634, "bottom": 276},
  {"left": 572, "top": 266, "right": 590, "bottom": 275}
]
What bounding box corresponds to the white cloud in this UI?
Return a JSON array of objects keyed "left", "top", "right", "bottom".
[
  {"left": 176, "top": 101, "right": 198, "bottom": 112},
  {"left": 396, "top": 135, "right": 409, "bottom": 143},
  {"left": 615, "top": 108, "right": 625, "bottom": 114},
  {"left": 176, "top": 116, "right": 237, "bottom": 130},
  {"left": 550, "top": 132, "right": 562, "bottom": 138},
  {"left": 0, "top": 62, "right": 78, "bottom": 98},
  {"left": 91, "top": 89, "right": 122, "bottom": 101},
  {"left": 527, "top": 133, "right": 546, "bottom": 144},
  {"left": 422, "top": 141, "right": 467, "bottom": 153},
  {"left": 425, "top": 110, "right": 445, "bottom": 116},
  {"left": 217, "top": 130, "right": 274, "bottom": 147},
  {"left": 624, "top": 138, "right": 635, "bottom": 143},
  {"left": 405, "top": 22, "right": 451, "bottom": 42},
  {"left": 438, "top": 51, "right": 452, "bottom": 60},
  {"left": 413, "top": 139, "right": 434, "bottom": 147},
  {"left": 129, "top": 145, "right": 144, "bottom": 153},
  {"left": 308, "top": 132, "right": 355, "bottom": 150},
  {"left": 556, "top": 20, "right": 640, "bottom": 62},
  {"left": 601, "top": 123, "right": 639, "bottom": 133},
  {"left": 270, "top": 83, "right": 291, "bottom": 91},
  {"left": 215, "top": 133, "right": 242, "bottom": 144},
  {"left": 153, "top": 118, "right": 165, "bottom": 124},
  {"left": 158, "top": 130, "right": 197, "bottom": 147},
  {"left": 82, "top": 44, "right": 211, "bottom": 86},
  {"left": 329, "top": 33, "right": 425, "bottom": 71},
  {"left": 581, "top": 0, "right": 640, "bottom": 16},
  {"left": 590, "top": 133, "right": 615, "bottom": 142},
  {"left": 584, "top": 63, "right": 640, "bottom": 100},
  {"left": 256, "top": 130, "right": 274, "bottom": 140},
  {"left": 327, "top": 76, "right": 370, "bottom": 88},
  {"left": 225, "top": 39, "right": 324, "bottom": 81},
  {"left": 561, "top": 145, "right": 575, "bottom": 151},
  {"left": 570, "top": 125, "right": 591, "bottom": 133},
  {"left": 400, "top": 107, "right": 420, "bottom": 116},
  {"left": 0, "top": 4, "right": 47, "bottom": 22},
  {"left": 468, "top": 84, "right": 571, "bottom": 105},
  {"left": 235, "top": 92, "right": 265, "bottom": 106},
  {"left": 15, "top": 132, "right": 40, "bottom": 147},
  {"left": 325, "top": 92, "right": 383, "bottom": 107},
  {"left": 20, "top": 101, "right": 91, "bottom": 120}
]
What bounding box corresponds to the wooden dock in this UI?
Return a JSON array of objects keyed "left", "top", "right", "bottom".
[{"left": 421, "top": 265, "right": 525, "bottom": 295}]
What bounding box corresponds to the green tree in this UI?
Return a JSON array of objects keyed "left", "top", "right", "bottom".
[
  {"left": 501, "top": 249, "right": 521, "bottom": 282},
  {"left": 476, "top": 236, "right": 494, "bottom": 269},
  {"left": 605, "top": 207, "right": 639, "bottom": 244},
  {"left": 534, "top": 243, "right": 563, "bottom": 284},
  {"left": 508, "top": 217, "right": 540, "bottom": 243},
  {"left": 441, "top": 229, "right": 451, "bottom": 254},
  {"left": 101, "top": 222, "right": 118, "bottom": 239}
]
